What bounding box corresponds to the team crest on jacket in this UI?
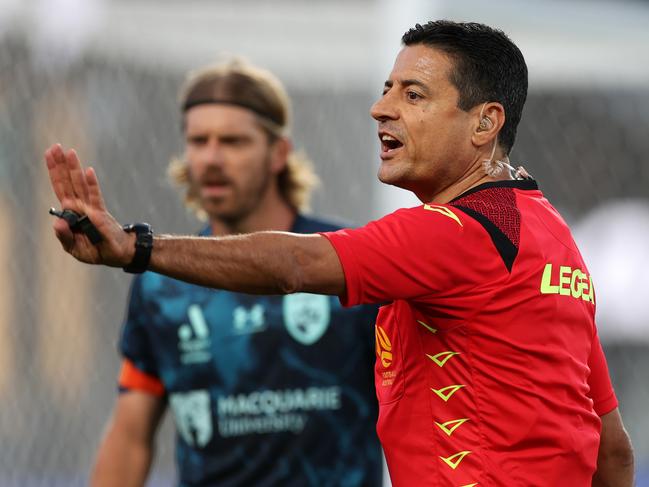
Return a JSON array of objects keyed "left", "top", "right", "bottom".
[
  {"left": 169, "top": 390, "right": 213, "bottom": 447},
  {"left": 283, "top": 293, "right": 331, "bottom": 345}
]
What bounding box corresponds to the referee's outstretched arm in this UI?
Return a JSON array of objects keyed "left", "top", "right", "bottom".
[
  {"left": 592, "top": 408, "right": 635, "bottom": 486},
  {"left": 44, "top": 143, "right": 345, "bottom": 297}
]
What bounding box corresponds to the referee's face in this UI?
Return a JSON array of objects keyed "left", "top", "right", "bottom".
[
  {"left": 184, "top": 104, "right": 281, "bottom": 223},
  {"left": 370, "top": 44, "right": 478, "bottom": 202}
]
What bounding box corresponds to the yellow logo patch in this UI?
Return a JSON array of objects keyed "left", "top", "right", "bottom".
[
  {"left": 540, "top": 263, "right": 595, "bottom": 304},
  {"left": 375, "top": 325, "right": 393, "bottom": 368}
]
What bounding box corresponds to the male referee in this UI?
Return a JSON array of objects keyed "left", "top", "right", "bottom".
[
  {"left": 89, "top": 61, "right": 382, "bottom": 486},
  {"left": 46, "top": 21, "right": 634, "bottom": 486}
]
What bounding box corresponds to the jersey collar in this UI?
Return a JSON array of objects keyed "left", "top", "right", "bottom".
[{"left": 450, "top": 179, "right": 539, "bottom": 203}]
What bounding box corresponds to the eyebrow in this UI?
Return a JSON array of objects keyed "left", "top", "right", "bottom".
[{"left": 383, "top": 78, "right": 431, "bottom": 95}]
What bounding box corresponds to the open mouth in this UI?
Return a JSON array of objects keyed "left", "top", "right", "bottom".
[{"left": 380, "top": 133, "right": 404, "bottom": 155}]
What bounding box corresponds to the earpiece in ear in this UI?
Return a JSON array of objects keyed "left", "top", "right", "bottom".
[{"left": 479, "top": 117, "right": 493, "bottom": 131}]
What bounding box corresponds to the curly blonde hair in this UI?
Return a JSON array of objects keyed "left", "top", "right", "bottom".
[{"left": 168, "top": 59, "right": 319, "bottom": 219}]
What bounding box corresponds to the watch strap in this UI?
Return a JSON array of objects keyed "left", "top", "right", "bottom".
[{"left": 122, "top": 223, "right": 153, "bottom": 274}]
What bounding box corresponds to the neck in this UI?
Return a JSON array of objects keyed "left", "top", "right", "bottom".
[
  {"left": 210, "top": 187, "right": 296, "bottom": 236},
  {"left": 425, "top": 155, "right": 513, "bottom": 204}
]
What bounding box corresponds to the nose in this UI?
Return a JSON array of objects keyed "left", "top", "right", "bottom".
[
  {"left": 203, "top": 138, "right": 226, "bottom": 167},
  {"left": 370, "top": 93, "right": 398, "bottom": 122}
]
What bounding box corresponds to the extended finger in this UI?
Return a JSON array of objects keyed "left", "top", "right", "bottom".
[
  {"left": 66, "top": 149, "right": 90, "bottom": 203},
  {"left": 48, "top": 144, "right": 76, "bottom": 203},
  {"left": 45, "top": 144, "right": 75, "bottom": 203},
  {"left": 44, "top": 145, "right": 67, "bottom": 203},
  {"left": 85, "top": 167, "right": 107, "bottom": 212}
]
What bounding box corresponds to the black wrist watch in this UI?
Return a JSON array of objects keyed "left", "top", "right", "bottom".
[{"left": 122, "top": 223, "right": 153, "bottom": 274}]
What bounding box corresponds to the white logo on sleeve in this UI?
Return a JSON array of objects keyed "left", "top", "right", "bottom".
[
  {"left": 283, "top": 293, "right": 330, "bottom": 345},
  {"left": 169, "top": 390, "right": 213, "bottom": 448}
]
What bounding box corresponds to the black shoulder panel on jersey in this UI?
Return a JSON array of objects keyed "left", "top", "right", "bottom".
[{"left": 453, "top": 205, "right": 518, "bottom": 272}]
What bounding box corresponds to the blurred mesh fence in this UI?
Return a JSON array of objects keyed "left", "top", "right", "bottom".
[{"left": 1, "top": 34, "right": 648, "bottom": 487}]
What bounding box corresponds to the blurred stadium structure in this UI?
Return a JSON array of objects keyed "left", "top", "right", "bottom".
[{"left": 1, "top": 0, "right": 648, "bottom": 485}]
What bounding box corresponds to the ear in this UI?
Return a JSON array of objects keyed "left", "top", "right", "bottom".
[
  {"left": 471, "top": 102, "right": 505, "bottom": 149},
  {"left": 269, "top": 136, "right": 292, "bottom": 174}
]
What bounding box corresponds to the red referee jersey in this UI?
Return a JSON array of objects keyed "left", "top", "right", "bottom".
[{"left": 322, "top": 180, "right": 617, "bottom": 487}]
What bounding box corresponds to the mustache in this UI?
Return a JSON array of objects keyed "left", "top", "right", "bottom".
[
  {"left": 378, "top": 123, "right": 405, "bottom": 141},
  {"left": 196, "top": 169, "right": 232, "bottom": 186}
]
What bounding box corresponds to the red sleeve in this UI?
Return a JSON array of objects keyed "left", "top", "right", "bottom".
[
  {"left": 321, "top": 204, "right": 489, "bottom": 307},
  {"left": 587, "top": 332, "right": 618, "bottom": 416},
  {"left": 118, "top": 358, "right": 165, "bottom": 397}
]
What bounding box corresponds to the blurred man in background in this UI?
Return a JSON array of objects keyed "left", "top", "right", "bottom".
[
  {"left": 89, "top": 60, "right": 382, "bottom": 487},
  {"left": 46, "top": 20, "right": 634, "bottom": 487}
]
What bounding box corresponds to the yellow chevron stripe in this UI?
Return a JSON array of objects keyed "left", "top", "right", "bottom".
[
  {"left": 423, "top": 204, "right": 463, "bottom": 227},
  {"left": 426, "top": 351, "right": 460, "bottom": 367},
  {"left": 440, "top": 450, "right": 472, "bottom": 470},
  {"left": 430, "top": 384, "right": 465, "bottom": 402},
  {"left": 434, "top": 418, "right": 470, "bottom": 436},
  {"left": 416, "top": 320, "right": 437, "bottom": 334}
]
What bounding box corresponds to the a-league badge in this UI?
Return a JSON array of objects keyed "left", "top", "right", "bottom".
[{"left": 283, "top": 293, "right": 331, "bottom": 345}]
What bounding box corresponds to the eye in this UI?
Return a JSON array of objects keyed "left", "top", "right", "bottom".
[
  {"left": 406, "top": 91, "right": 422, "bottom": 101},
  {"left": 187, "top": 135, "right": 208, "bottom": 146},
  {"left": 220, "top": 135, "right": 248, "bottom": 146}
]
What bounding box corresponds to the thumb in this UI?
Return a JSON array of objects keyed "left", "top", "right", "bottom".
[{"left": 53, "top": 219, "right": 75, "bottom": 252}]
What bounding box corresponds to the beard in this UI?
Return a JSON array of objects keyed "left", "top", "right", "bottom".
[{"left": 190, "top": 154, "right": 274, "bottom": 226}]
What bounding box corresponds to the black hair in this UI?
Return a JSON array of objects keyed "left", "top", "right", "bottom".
[{"left": 402, "top": 20, "right": 528, "bottom": 154}]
